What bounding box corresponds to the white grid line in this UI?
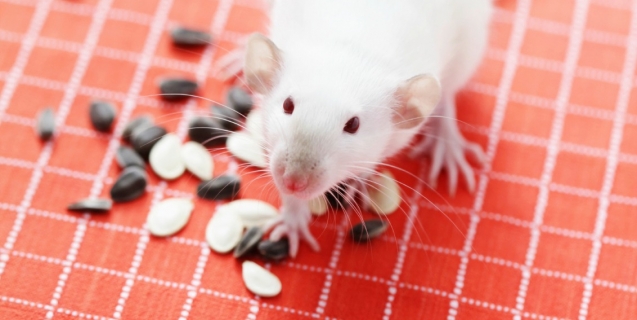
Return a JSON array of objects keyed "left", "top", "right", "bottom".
[
  {"left": 42, "top": 0, "right": 115, "bottom": 315},
  {"left": 97, "top": 0, "right": 175, "bottom": 317},
  {"left": 314, "top": 212, "right": 348, "bottom": 315},
  {"left": 447, "top": 0, "right": 532, "bottom": 318},
  {"left": 578, "top": 2, "right": 637, "bottom": 319},
  {"left": 514, "top": 0, "right": 590, "bottom": 317},
  {"left": 168, "top": 0, "right": 236, "bottom": 318},
  {"left": 0, "top": 0, "right": 56, "bottom": 277},
  {"left": 382, "top": 166, "right": 427, "bottom": 319}
]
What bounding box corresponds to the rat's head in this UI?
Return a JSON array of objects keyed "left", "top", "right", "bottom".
[{"left": 244, "top": 33, "right": 441, "bottom": 199}]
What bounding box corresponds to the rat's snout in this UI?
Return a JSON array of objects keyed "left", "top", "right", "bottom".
[{"left": 282, "top": 173, "right": 309, "bottom": 193}]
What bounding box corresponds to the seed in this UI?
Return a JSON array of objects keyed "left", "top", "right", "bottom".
[
  {"left": 146, "top": 198, "right": 194, "bottom": 237},
  {"left": 110, "top": 166, "right": 148, "bottom": 202},
  {"left": 196, "top": 174, "right": 240, "bottom": 201},
  {"left": 149, "top": 133, "right": 186, "bottom": 180},
  {"left": 367, "top": 170, "right": 401, "bottom": 215},
  {"left": 170, "top": 26, "right": 212, "bottom": 47},
  {"left": 222, "top": 199, "right": 278, "bottom": 228},
  {"left": 242, "top": 260, "right": 282, "bottom": 297},
  {"left": 227, "top": 87, "right": 253, "bottom": 115},
  {"left": 205, "top": 208, "right": 244, "bottom": 254},
  {"left": 89, "top": 100, "right": 117, "bottom": 132},
  {"left": 36, "top": 107, "right": 55, "bottom": 140},
  {"left": 257, "top": 239, "right": 289, "bottom": 261},
  {"left": 67, "top": 198, "right": 112, "bottom": 213},
  {"left": 115, "top": 146, "right": 145, "bottom": 169},
  {"left": 210, "top": 104, "right": 240, "bottom": 131},
  {"left": 158, "top": 77, "right": 198, "bottom": 101},
  {"left": 308, "top": 197, "right": 328, "bottom": 216},
  {"left": 131, "top": 125, "right": 167, "bottom": 160},
  {"left": 325, "top": 183, "right": 350, "bottom": 209},
  {"left": 227, "top": 132, "right": 267, "bottom": 168},
  {"left": 122, "top": 115, "right": 153, "bottom": 142},
  {"left": 181, "top": 141, "right": 213, "bottom": 181},
  {"left": 244, "top": 108, "right": 263, "bottom": 138},
  {"left": 234, "top": 226, "right": 264, "bottom": 258},
  {"left": 188, "top": 116, "right": 226, "bottom": 147},
  {"left": 349, "top": 219, "right": 388, "bottom": 242}
]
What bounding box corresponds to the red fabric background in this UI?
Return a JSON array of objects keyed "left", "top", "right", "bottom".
[{"left": 0, "top": 0, "right": 636, "bottom": 319}]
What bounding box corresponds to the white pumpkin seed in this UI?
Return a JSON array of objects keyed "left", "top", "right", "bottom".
[
  {"left": 220, "top": 199, "right": 278, "bottom": 228},
  {"left": 241, "top": 260, "right": 281, "bottom": 297},
  {"left": 147, "top": 198, "right": 194, "bottom": 237},
  {"left": 308, "top": 197, "right": 328, "bottom": 216},
  {"left": 181, "top": 141, "right": 213, "bottom": 180},
  {"left": 149, "top": 133, "right": 186, "bottom": 180},
  {"left": 205, "top": 208, "right": 243, "bottom": 253},
  {"left": 244, "top": 108, "right": 263, "bottom": 140},
  {"left": 367, "top": 170, "right": 401, "bottom": 215},
  {"left": 227, "top": 131, "right": 267, "bottom": 168}
]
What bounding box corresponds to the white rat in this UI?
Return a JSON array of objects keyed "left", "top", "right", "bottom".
[{"left": 219, "top": 0, "right": 493, "bottom": 257}]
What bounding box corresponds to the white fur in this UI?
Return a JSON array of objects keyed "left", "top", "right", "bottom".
[
  {"left": 254, "top": 0, "right": 493, "bottom": 256},
  {"left": 262, "top": 0, "right": 492, "bottom": 198}
]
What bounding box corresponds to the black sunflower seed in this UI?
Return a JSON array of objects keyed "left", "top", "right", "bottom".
[
  {"left": 226, "top": 87, "right": 253, "bottom": 115},
  {"left": 131, "top": 125, "right": 167, "bottom": 160},
  {"left": 110, "top": 166, "right": 148, "bottom": 203},
  {"left": 210, "top": 104, "right": 240, "bottom": 131},
  {"left": 36, "top": 107, "right": 56, "bottom": 141},
  {"left": 122, "top": 115, "right": 153, "bottom": 142},
  {"left": 116, "top": 146, "right": 145, "bottom": 169},
  {"left": 89, "top": 100, "right": 117, "bottom": 132},
  {"left": 234, "top": 226, "right": 264, "bottom": 258},
  {"left": 196, "top": 174, "right": 241, "bottom": 200},
  {"left": 188, "top": 116, "right": 226, "bottom": 147},
  {"left": 349, "top": 219, "right": 387, "bottom": 242},
  {"left": 159, "top": 78, "right": 198, "bottom": 101},
  {"left": 325, "top": 183, "right": 350, "bottom": 209},
  {"left": 257, "top": 239, "right": 289, "bottom": 261},
  {"left": 67, "top": 198, "right": 113, "bottom": 213},
  {"left": 170, "top": 26, "right": 212, "bottom": 47}
]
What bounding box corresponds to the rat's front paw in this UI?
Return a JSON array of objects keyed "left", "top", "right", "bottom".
[
  {"left": 411, "top": 120, "right": 485, "bottom": 195},
  {"left": 263, "top": 207, "right": 320, "bottom": 258}
]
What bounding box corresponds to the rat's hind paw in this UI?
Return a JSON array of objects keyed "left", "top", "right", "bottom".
[
  {"left": 263, "top": 207, "right": 320, "bottom": 258},
  {"left": 410, "top": 121, "right": 485, "bottom": 196}
]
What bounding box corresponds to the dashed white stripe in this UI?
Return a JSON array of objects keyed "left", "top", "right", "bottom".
[
  {"left": 31, "top": 0, "right": 115, "bottom": 315},
  {"left": 578, "top": 2, "right": 637, "bottom": 319},
  {"left": 103, "top": 0, "right": 176, "bottom": 317},
  {"left": 514, "top": 1, "right": 591, "bottom": 316},
  {"left": 382, "top": 167, "right": 427, "bottom": 320},
  {"left": 315, "top": 216, "right": 346, "bottom": 315},
  {"left": 447, "top": 0, "right": 532, "bottom": 318},
  {"left": 0, "top": 0, "right": 53, "bottom": 123},
  {"left": 0, "top": 0, "right": 56, "bottom": 277},
  {"left": 114, "top": 0, "right": 233, "bottom": 317}
]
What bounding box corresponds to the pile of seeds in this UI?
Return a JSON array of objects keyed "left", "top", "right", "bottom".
[{"left": 36, "top": 26, "right": 402, "bottom": 298}]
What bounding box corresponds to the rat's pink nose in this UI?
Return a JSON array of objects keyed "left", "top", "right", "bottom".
[{"left": 283, "top": 176, "right": 308, "bottom": 193}]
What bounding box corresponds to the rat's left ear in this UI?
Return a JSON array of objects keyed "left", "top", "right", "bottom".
[
  {"left": 392, "top": 74, "right": 441, "bottom": 129},
  {"left": 244, "top": 33, "right": 282, "bottom": 94}
]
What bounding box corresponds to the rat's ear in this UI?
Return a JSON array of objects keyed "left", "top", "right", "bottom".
[
  {"left": 392, "top": 74, "right": 441, "bottom": 129},
  {"left": 244, "top": 33, "right": 282, "bottom": 94}
]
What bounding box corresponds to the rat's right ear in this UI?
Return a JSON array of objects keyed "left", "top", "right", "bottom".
[
  {"left": 244, "top": 33, "right": 282, "bottom": 94},
  {"left": 392, "top": 74, "right": 441, "bottom": 129}
]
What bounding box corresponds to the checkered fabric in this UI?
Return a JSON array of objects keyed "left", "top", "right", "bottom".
[{"left": 0, "top": 0, "right": 636, "bottom": 319}]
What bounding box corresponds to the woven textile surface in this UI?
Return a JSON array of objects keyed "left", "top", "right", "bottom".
[{"left": 0, "top": 0, "right": 636, "bottom": 319}]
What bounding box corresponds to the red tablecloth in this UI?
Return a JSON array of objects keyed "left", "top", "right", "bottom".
[{"left": 0, "top": 0, "right": 636, "bottom": 319}]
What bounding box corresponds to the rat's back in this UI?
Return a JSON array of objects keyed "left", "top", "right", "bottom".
[{"left": 268, "top": 0, "right": 492, "bottom": 87}]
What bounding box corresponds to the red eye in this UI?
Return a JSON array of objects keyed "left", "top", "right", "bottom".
[
  {"left": 283, "top": 97, "right": 294, "bottom": 114},
  {"left": 344, "top": 116, "right": 359, "bottom": 134}
]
